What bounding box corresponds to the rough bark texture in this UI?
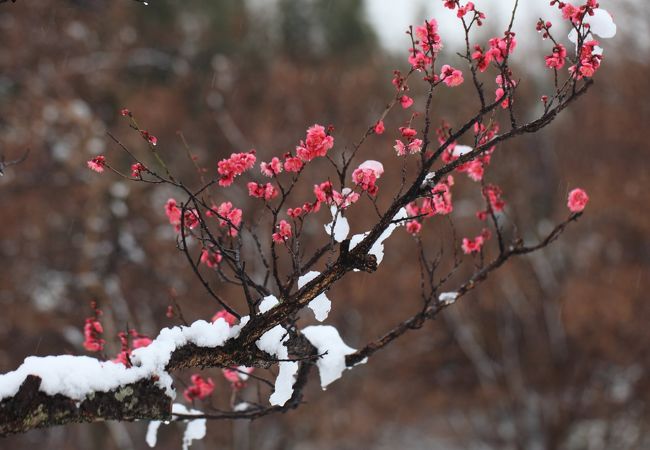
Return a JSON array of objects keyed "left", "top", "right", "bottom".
[{"left": 0, "top": 375, "right": 170, "bottom": 436}]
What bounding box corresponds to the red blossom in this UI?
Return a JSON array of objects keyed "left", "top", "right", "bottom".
[
  {"left": 399, "top": 127, "right": 417, "bottom": 139},
  {"left": 222, "top": 366, "right": 254, "bottom": 390},
  {"left": 440, "top": 65, "right": 464, "bottom": 87},
  {"left": 462, "top": 228, "right": 491, "bottom": 254},
  {"left": 567, "top": 188, "right": 589, "bottom": 212},
  {"left": 140, "top": 130, "right": 158, "bottom": 146},
  {"left": 260, "top": 157, "right": 283, "bottom": 177},
  {"left": 569, "top": 40, "right": 602, "bottom": 79},
  {"left": 247, "top": 182, "right": 279, "bottom": 201},
  {"left": 183, "top": 374, "right": 215, "bottom": 402},
  {"left": 400, "top": 95, "right": 414, "bottom": 109},
  {"left": 545, "top": 44, "right": 567, "bottom": 69},
  {"left": 483, "top": 184, "right": 506, "bottom": 212},
  {"left": 83, "top": 302, "right": 104, "bottom": 353},
  {"left": 206, "top": 201, "right": 242, "bottom": 237},
  {"left": 333, "top": 189, "right": 359, "bottom": 208},
  {"left": 283, "top": 154, "right": 304, "bottom": 172},
  {"left": 406, "top": 220, "right": 422, "bottom": 235},
  {"left": 296, "top": 124, "right": 334, "bottom": 162},
  {"left": 130, "top": 162, "right": 146, "bottom": 178},
  {"left": 87, "top": 156, "right": 106, "bottom": 173},
  {"left": 352, "top": 168, "right": 379, "bottom": 196},
  {"left": 430, "top": 176, "right": 454, "bottom": 215},
  {"left": 211, "top": 310, "right": 237, "bottom": 326},
  {"left": 272, "top": 220, "right": 292, "bottom": 243},
  {"left": 200, "top": 248, "right": 222, "bottom": 268},
  {"left": 217, "top": 150, "right": 256, "bottom": 187},
  {"left": 287, "top": 207, "right": 303, "bottom": 218}
]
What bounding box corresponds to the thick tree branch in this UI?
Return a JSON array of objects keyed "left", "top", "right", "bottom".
[{"left": 0, "top": 376, "right": 169, "bottom": 436}]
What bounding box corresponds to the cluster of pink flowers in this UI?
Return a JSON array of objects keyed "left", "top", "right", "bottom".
[
  {"left": 87, "top": 155, "right": 106, "bottom": 173},
  {"left": 400, "top": 95, "right": 414, "bottom": 109},
  {"left": 554, "top": 0, "right": 599, "bottom": 25},
  {"left": 183, "top": 374, "right": 215, "bottom": 402},
  {"left": 296, "top": 125, "right": 334, "bottom": 162},
  {"left": 287, "top": 207, "right": 304, "bottom": 218},
  {"left": 570, "top": 40, "right": 602, "bottom": 79},
  {"left": 394, "top": 127, "right": 423, "bottom": 156},
  {"left": 83, "top": 302, "right": 105, "bottom": 352},
  {"left": 392, "top": 70, "right": 406, "bottom": 91},
  {"left": 333, "top": 188, "right": 360, "bottom": 209},
  {"left": 272, "top": 220, "right": 293, "bottom": 244},
  {"left": 217, "top": 150, "right": 256, "bottom": 187},
  {"left": 409, "top": 19, "right": 442, "bottom": 70},
  {"left": 443, "top": 1, "right": 485, "bottom": 22},
  {"left": 472, "top": 32, "right": 517, "bottom": 72},
  {"left": 405, "top": 175, "right": 455, "bottom": 234},
  {"left": 206, "top": 201, "right": 242, "bottom": 237},
  {"left": 130, "top": 162, "right": 146, "bottom": 178},
  {"left": 462, "top": 228, "right": 491, "bottom": 254},
  {"left": 82, "top": 301, "right": 154, "bottom": 364},
  {"left": 545, "top": 44, "right": 567, "bottom": 69},
  {"left": 140, "top": 130, "right": 158, "bottom": 147},
  {"left": 283, "top": 153, "right": 304, "bottom": 172},
  {"left": 304, "top": 181, "right": 360, "bottom": 214},
  {"left": 352, "top": 160, "right": 384, "bottom": 196},
  {"left": 165, "top": 198, "right": 199, "bottom": 231},
  {"left": 291, "top": 197, "right": 320, "bottom": 217},
  {"left": 200, "top": 247, "right": 222, "bottom": 268},
  {"left": 438, "top": 121, "right": 498, "bottom": 183},
  {"left": 495, "top": 72, "right": 516, "bottom": 109},
  {"left": 481, "top": 184, "right": 506, "bottom": 219},
  {"left": 312, "top": 181, "right": 335, "bottom": 207},
  {"left": 440, "top": 65, "right": 464, "bottom": 87},
  {"left": 463, "top": 159, "right": 484, "bottom": 182},
  {"left": 536, "top": 19, "right": 554, "bottom": 39},
  {"left": 113, "top": 329, "right": 152, "bottom": 367},
  {"left": 247, "top": 182, "right": 278, "bottom": 201},
  {"left": 352, "top": 168, "right": 379, "bottom": 196},
  {"left": 260, "top": 157, "right": 283, "bottom": 177},
  {"left": 405, "top": 219, "right": 422, "bottom": 235},
  {"left": 183, "top": 210, "right": 200, "bottom": 229},
  {"left": 567, "top": 188, "right": 589, "bottom": 212},
  {"left": 430, "top": 176, "right": 455, "bottom": 215}
]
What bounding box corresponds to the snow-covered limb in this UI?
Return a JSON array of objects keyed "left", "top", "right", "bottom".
[
  {"left": 0, "top": 319, "right": 236, "bottom": 403},
  {"left": 0, "top": 317, "right": 270, "bottom": 436}
]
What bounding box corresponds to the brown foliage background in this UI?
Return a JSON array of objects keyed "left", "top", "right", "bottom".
[{"left": 0, "top": 1, "right": 648, "bottom": 449}]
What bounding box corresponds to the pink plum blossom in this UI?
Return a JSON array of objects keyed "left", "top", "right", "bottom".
[{"left": 567, "top": 188, "right": 589, "bottom": 212}]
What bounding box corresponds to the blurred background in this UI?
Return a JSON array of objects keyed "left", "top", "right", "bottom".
[{"left": 0, "top": 0, "right": 648, "bottom": 449}]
